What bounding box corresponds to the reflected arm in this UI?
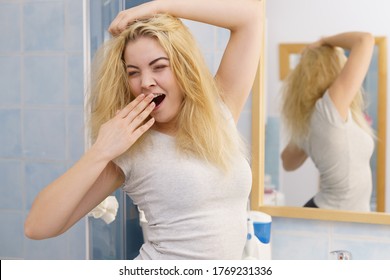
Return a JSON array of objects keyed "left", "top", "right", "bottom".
[
  {"left": 322, "top": 32, "right": 375, "bottom": 120},
  {"left": 281, "top": 142, "right": 308, "bottom": 171}
]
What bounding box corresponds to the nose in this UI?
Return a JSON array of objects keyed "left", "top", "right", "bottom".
[{"left": 141, "top": 72, "right": 156, "bottom": 91}]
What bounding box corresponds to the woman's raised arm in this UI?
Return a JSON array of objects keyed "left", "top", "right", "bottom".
[{"left": 320, "top": 32, "right": 374, "bottom": 120}]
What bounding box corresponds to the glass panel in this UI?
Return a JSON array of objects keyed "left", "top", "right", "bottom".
[
  {"left": 89, "top": 191, "right": 125, "bottom": 259},
  {"left": 88, "top": 0, "right": 151, "bottom": 261},
  {"left": 88, "top": 0, "right": 127, "bottom": 260}
]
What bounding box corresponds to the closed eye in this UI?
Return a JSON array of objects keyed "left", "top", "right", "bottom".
[
  {"left": 128, "top": 71, "right": 139, "bottom": 77},
  {"left": 153, "top": 65, "right": 168, "bottom": 71}
]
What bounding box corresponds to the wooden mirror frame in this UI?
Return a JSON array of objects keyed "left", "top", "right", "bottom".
[{"left": 250, "top": 36, "right": 390, "bottom": 225}]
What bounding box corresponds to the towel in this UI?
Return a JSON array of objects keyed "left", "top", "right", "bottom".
[{"left": 88, "top": 196, "right": 119, "bottom": 224}]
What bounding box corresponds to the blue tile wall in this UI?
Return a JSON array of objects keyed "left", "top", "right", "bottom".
[
  {"left": 67, "top": 55, "right": 84, "bottom": 105},
  {"left": 67, "top": 109, "right": 85, "bottom": 161},
  {"left": 0, "top": 3, "right": 21, "bottom": 52},
  {"left": 0, "top": 109, "right": 22, "bottom": 157},
  {"left": 23, "top": 2, "right": 65, "bottom": 51},
  {"left": 23, "top": 55, "right": 65, "bottom": 105},
  {"left": 0, "top": 160, "right": 23, "bottom": 210},
  {"left": 0, "top": 0, "right": 86, "bottom": 260},
  {"left": 0, "top": 56, "right": 21, "bottom": 106},
  {"left": 24, "top": 161, "right": 67, "bottom": 210},
  {"left": 65, "top": 0, "right": 84, "bottom": 51},
  {"left": 23, "top": 109, "right": 66, "bottom": 160},
  {"left": 0, "top": 212, "right": 24, "bottom": 258}
]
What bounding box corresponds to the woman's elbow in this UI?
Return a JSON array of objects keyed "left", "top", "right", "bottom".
[
  {"left": 281, "top": 150, "right": 293, "bottom": 171},
  {"left": 24, "top": 221, "right": 40, "bottom": 240},
  {"left": 361, "top": 32, "right": 375, "bottom": 47},
  {"left": 24, "top": 219, "right": 44, "bottom": 240},
  {"left": 24, "top": 218, "right": 56, "bottom": 240},
  {"left": 363, "top": 32, "right": 374, "bottom": 41},
  {"left": 281, "top": 150, "right": 307, "bottom": 171},
  {"left": 281, "top": 159, "right": 298, "bottom": 171},
  {"left": 281, "top": 154, "right": 293, "bottom": 171}
]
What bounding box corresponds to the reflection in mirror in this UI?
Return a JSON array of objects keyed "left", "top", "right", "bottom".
[
  {"left": 250, "top": 0, "right": 390, "bottom": 225},
  {"left": 271, "top": 38, "right": 387, "bottom": 212}
]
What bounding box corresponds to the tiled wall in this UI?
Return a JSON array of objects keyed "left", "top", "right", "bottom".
[{"left": 0, "top": 0, "right": 85, "bottom": 259}]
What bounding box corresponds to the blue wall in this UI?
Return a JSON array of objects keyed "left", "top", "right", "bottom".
[{"left": 0, "top": 0, "right": 85, "bottom": 259}]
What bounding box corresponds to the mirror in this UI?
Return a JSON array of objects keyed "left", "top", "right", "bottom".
[
  {"left": 277, "top": 39, "right": 387, "bottom": 212},
  {"left": 250, "top": 0, "right": 390, "bottom": 225}
]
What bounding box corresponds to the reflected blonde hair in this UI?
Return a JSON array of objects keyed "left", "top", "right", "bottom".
[
  {"left": 281, "top": 45, "right": 373, "bottom": 145},
  {"left": 88, "top": 14, "right": 244, "bottom": 171}
]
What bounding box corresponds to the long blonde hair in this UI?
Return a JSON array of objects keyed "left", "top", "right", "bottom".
[
  {"left": 88, "top": 14, "right": 244, "bottom": 171},
  {"left": 281, "top": 45, "right": 373, "bottom": 145}
]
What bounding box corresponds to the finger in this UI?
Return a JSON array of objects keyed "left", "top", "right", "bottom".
[
  {"left": 124, "top": 94, "right": 154, "bottom": 122},
  {"left": 127, "top": 102, "right": 155, "bottom": 129},
  {"left": 109, "top": 10, "right": 135, "bottom": 36},
  {"left": 129, "top": 117, "right": 155, "bottom": 144},
  {"left": 108, "top": 11, "right": 126, "bottom": 35},
  {"left": 115, "top": 18, "right": 129, "bottom": 36},
  {"left": 115, "top": 9, "right": 142, "bottom": 35},
  {"left": 116, "top": 94, "right": 146, "bottom": 119}
]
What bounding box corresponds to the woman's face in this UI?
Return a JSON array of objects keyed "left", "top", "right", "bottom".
[{"left": 123, "top": 36, "right": 184, "bottom": 133}]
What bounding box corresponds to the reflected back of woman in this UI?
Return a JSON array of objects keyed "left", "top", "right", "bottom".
[{"left": 280, "top": 32, "right": 375, "bottom": 212}]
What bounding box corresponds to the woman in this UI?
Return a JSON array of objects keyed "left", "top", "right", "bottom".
[
  {"left": 280, "top": 32, "right": 375, "bottom": 212},
  {"left": 24, "top": 0, "right": 262, "bottom": 259}
]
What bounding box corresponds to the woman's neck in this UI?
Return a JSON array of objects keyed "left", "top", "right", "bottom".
[{"left": 152, "top": 123, "right": 177, "bottom": 136}]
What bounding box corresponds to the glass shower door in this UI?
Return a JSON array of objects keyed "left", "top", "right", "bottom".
[{"left": 85, "top": 0, "right": 146, "bottom": 260}]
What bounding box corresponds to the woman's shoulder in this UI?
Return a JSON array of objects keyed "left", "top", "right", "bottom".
[{"left": 314, "top": 90, "right": 351, "bottom": 127}]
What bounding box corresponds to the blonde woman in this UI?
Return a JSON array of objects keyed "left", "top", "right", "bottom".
[
  {"left": 25, "top": 0, "right": 262, "bottom": 259},
  {"left": 281, "top": 32, "right": 375, "bottom": 212}
]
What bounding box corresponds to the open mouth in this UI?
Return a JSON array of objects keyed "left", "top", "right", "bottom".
[{"left": 152, "top": 94, "right": 166, "bottom": 106}]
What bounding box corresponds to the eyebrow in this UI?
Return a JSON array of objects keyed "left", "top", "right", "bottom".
[{"left": 126, "top": 57, "right": 169, "bottom": 69}]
